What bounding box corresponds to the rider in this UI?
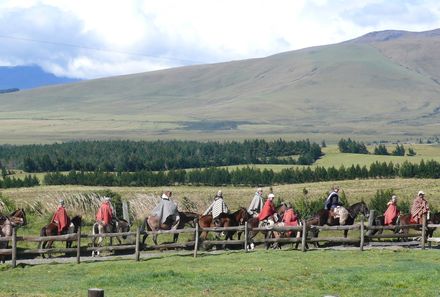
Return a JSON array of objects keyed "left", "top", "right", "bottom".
[
  {"left": 383, "top": 195, "right": 400, "bottom": 225},
  {"left": 324, "top": 185, "right": 342, "bottom": 210},
  {"left": 258, "top": 193, "right": 277, "bottom": 226},
  {"left": 96, "top": 196, "right": 113, "bottom": 229},
  {"left": 248, "top": 187, "right": 264, "bottom": 217},
  {"left": 51, "top": 199, "right": 70, "bottom": 235},
  {"left": 281, "top": 202, "right": 299, "bottom": 237},
  {"left": 324, "top": 186, "right": 348, "bottom": 225},
  {"left": 410, "top": 190, "right": 430, "bottom": 224},
  {"left": 151, "top": 190, "right": 180, "bottom": 228},
  {"left": 203, "top": 190, "right": 229, "bottom": 226}
]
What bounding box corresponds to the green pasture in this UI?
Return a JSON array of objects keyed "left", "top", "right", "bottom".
[
  {"left": 315, "top": 144, "right": 440, "bottom": 169},
  {"left": 1, "top": 249, "right": 440, "bottom": 297}
]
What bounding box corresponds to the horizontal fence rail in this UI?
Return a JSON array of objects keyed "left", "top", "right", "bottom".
[{"left": 1, "top": 213, "right": 437, "bottom": 268}]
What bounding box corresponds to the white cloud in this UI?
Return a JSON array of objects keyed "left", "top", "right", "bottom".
[{"left": 1, "top": 0, "right": 440, "bottom": 78}]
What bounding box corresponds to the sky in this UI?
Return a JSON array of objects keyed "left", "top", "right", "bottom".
[{"left": 0, "top": 0, "right": 440, "bottom": 79}]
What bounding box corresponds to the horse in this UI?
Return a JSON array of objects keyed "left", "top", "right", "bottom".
[
  {"left": 141, "top": 211, "right": 199, "bottom": 247},
  {"left": 244, "top": 203, "right": 288, "bottom": 249},
  {"left": 390, "top": 212, "right": 440, "bottom": 242},
  {"left": 7, "top": 209, "right": 27, "bottom": 227},
  {"left": 39, "top": 215, "right": 82, "bottom": 258},
  {"left": 92, "top": 217, "right": 130, "bottom": 256},
  {"left": 198, "top": 207, "right": 250, "bottom": 243},
  {"left": 0, "top": 209, "right": 27, "bottom": 263},
  {"left": 302, "top": 202, "right": 370, "bottom": 247}
]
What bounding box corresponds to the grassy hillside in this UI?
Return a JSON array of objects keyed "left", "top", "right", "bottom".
[{"left": 1, "top": 29, "right": 440, "bottom": 143}]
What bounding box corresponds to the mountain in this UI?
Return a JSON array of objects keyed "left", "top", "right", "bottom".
[
  {"left": 1, "top": 29, "right": 440, "bottom": 144},
  {"left": 0, "top": 65, "right": 80, "bottom": 90}
]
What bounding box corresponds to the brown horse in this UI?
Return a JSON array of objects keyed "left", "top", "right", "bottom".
[
  {"left": 39, "top": 215, "right": 82, "bottom": 258},
  {"left": 389, "top": 212, "right": 440, "bottom": 241},
  {"left": 141, "top": 211, "right": 199, "bottom": 247},
  {"left": 0, "top": 209, "right": 27, "bottom": 263},
  {"left": 309, "top": 202, "right": 369, "bottom": 237},
  {"left": 198, "top": 207, "right": 250, "bottom": 241},
  {"left": 245, "top": 203, "right": 288, "bottom": 249}
]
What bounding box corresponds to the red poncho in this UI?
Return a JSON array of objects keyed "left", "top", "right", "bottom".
[
  {"left": 258, "top": 199, "right": 276, "bottom": 221},
  {"left": 51, "top": 206, "right": 70, "bottom": 234},
  {"left": 282, "top": 208, "right": 299, "bottom": 227},
  {"left": 96, "top": 202, "right": 113, "bottom": 226},
  {"left": 383, "top": 203, "right": 400, "bottom": 225}
]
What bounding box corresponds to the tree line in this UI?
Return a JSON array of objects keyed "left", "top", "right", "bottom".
[
  {"left": 0, "top": 139, "right": 322, "bottom": 172},
  {"left": 338, "top": 138, "right": 416, "bottom": 156},
  {"left": 43, "top": 159, "right": 440, "bottom": 187},
  {"left": 0, "top": 175, "right": 39, "bottom": 188}
]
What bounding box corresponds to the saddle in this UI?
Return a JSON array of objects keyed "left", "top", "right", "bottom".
[{"left": 329, "top": 206, "right": 349, "bottom": 225}]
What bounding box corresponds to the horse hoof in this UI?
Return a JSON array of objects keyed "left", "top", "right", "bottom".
[{"left": 250, "top": 243, "right": 255, "bottom": 250}]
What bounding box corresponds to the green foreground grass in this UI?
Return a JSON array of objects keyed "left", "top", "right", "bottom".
[{"left": 1, "top": 249, "right": 440, "bottom": 297}]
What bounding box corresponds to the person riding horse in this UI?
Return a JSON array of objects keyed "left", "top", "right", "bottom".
[
  {"left": 203, "top": 190, "right": 229, "bottom": 227},
  {"left": 384, "top": 195, "right": 400, "bottom": 225},
  {"left": 248, "top": 187, "right": 264, "bottom": 218},
  {"left": 410, "top": 190, "right": 430, "bottom": 224},
  {"left": 151, "top": 191, "right": 180, "bottom": 229},
  {"left": 324, "top": 185, "right": 348, "bottom": 225},
  {"left": 96, "top": 196, "right": 114, "bottom": 231},
  {"left": 258, "top": 193, "right": 277, "bottom": 227},
  {"left": 51, "top": 199, "right": 70, "bottom": 235}
]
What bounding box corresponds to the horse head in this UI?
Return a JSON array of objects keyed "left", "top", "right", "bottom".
[
  {"left": 10, "top": 208, "right": 27, "bottom": 226},
  {"left": 348, "top": 202, "right": 369, "bottom": 218},
  {"left": 71, "top": 215, "right": 82, "bottom": 228},
  {"left": 233, "top": 207, "right": 251, "bottom": 225}
]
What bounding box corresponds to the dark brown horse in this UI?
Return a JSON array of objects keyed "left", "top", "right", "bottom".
[
  {"left": 141, "top": 211, "right": 199, "bottom": 247},
  {"left": 198, "top": 207, "right": 250, "bottom": 241},
  {"left": 299, "top": 202, "right": 369, "bottom": 249},
  {"left": 39, "top": 215, "right": 82, "bottom": 257}
]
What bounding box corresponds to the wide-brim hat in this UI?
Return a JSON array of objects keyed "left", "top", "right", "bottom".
[{"left": 418, "top": 191, "right": 425, "bottom": 196}]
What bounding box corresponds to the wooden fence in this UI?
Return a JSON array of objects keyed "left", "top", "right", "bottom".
[{"left": 0, "top": 213, "right": 433, "bottom": 268}]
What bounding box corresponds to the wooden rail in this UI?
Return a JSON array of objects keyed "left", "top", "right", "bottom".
[{"left": 1, "top": 213, "right": 434, "bottom": 268}]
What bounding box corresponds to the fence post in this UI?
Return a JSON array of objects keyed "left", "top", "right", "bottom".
[
  {"left": 367, "top": 210, "right": 375, "bottom": 236},
  {"left": 88, "top": 288, "right": 104, "bottom": 297},
  {"left": 360, "top": 215, "right": 365, "bottom": 251},
  {"left": 122, "top": 201, "right": 130, "bottom": 225},
  {"left": 135, "top": 227, "right": 140, "bottom": 261},
  {"left": 244, "top": 221, "right": 249, "bottom": 252},
  {"left": 421, "top": 213, "right": 427, "bottom": 250},
  {"left": 194, "top": 219, "right": 199, "bottom": 258},
  {"left": 76, "top": 226, "right": 81, "bottom": 264},
  {"left": 11, "top": 227, "right": 17, "bottom": 268},
  {"left": 301, "top": 220, "right": 307, "bottom": 252}
]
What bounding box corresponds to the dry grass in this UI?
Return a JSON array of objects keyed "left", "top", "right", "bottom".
[{"left": 2, "top": 178, "right": 440, "bottom": 220}]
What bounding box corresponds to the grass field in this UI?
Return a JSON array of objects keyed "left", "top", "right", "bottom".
[{"left": 1, "top": 249, "right": 440, "bottom": 296}]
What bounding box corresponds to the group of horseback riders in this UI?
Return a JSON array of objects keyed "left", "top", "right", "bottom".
[
  {"left": 383, "top": 190, "right": 430, "bottom": 225},
  {"left": 47, "top": 186, "right": 431, "bottom": 238},
  {"left": 50, "top": 196, "right": 115, "bottom": 235}
]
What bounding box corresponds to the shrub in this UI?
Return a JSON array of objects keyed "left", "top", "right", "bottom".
[
  {"left": 0, "top": 193, "right": 16, "bottom": 213},
  {"left": 294, "top": 196, "right": 323, "bottom": 219},
  {"left": 368, "top": 189, "right": 394, "bottom": 214}
]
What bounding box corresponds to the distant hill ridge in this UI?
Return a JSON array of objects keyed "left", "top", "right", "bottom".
[{"left": 1, "top": 28, "right": 440, "bottom": 143}]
